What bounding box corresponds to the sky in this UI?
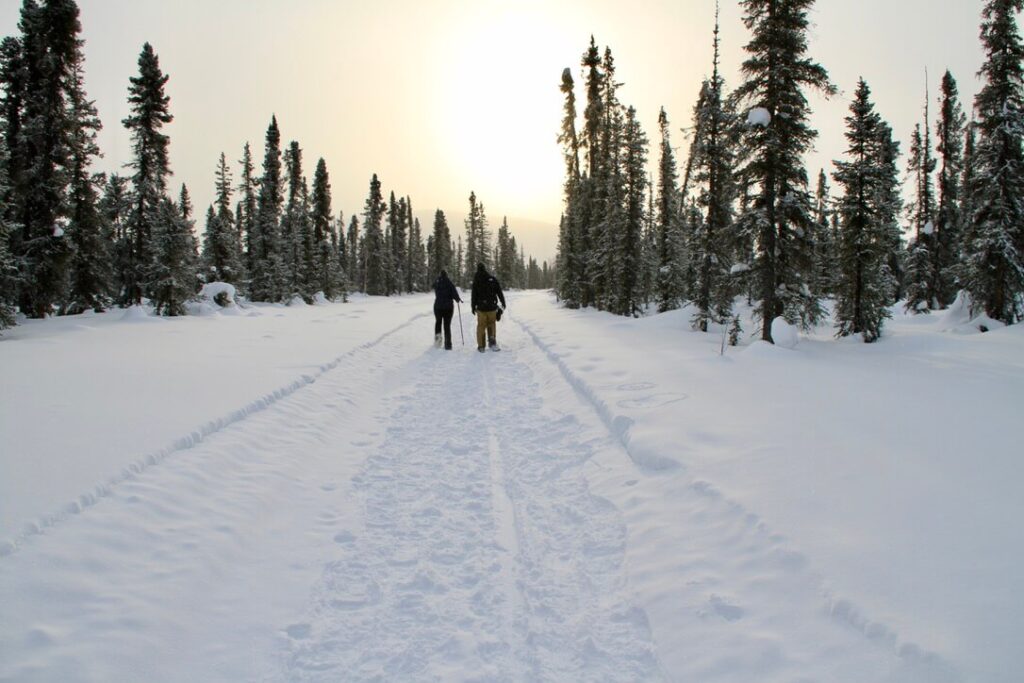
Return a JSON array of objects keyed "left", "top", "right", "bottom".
[{"left": 0, "top": 0, "right": 989, "bottom": 263}]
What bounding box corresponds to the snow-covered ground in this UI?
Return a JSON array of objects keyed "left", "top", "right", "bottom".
[{"left": 1, "top": 291, "right": 1021, "bottom": 682}]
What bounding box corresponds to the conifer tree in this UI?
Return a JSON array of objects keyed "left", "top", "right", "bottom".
[
  {"left": 310, "top": 157, "right": 337, "bottom": 299},
  {"left": 935, "top": 71, "right": 967, "bottom": 306},
  {"left": 689, "top": 15, "right": 739, "bottom": 331},
  {"left": 250, "top": 116, "right": 285, "bottom": 301},
  {"left": 346, "top": 214, "right": 360, "bottom": 292},
  {"left": 429, "top": 209, "right": 454, "bottom": 277},
  {"left": 100, "top": 174, "right": 130, "bottom": 303},
  {"left": 833, "top": 79, "right": 898, "bottom": 342},
  {"left": 555, "top": 66, "right": 585, "bottom": 307},
  {"left": 463, "top": 191, "right": 490, "bottom": 278},
  {"left": 65, "top": 55, "right": 109, "bottom": 313},
  {"left": 361, "top": 173, "right": 387, "bottom": 295},
  {"left": 0, "top": 143, "right": 17, "bottom": 329},
  {"left": 122, "top": 41, "right": 173, "bottom": 307},
  {"left": 733, "top": 0, "right": 836, "bottom": 341},
  {"left": 654, "top": 108, "right": 686, "bottom": 312},
  {"left": 149, "top": 187, "right": 197, "bottom": 316},
  {"left": 236, "top": 142, "right": 258, "bottom": 287},
  {"left": 962, "top": 0, "right": 1024, "bottom": 324},
  {"left": 612, "top": 105, "right": 648, "bottom": 317},
  {"left": 904, "top": 85, "right": 940, "bottom": 313},
  {"left": 201, "top": 153, "right": 243, "bottom": 284},
  {"left": 280, "top": 141, "right": 308, "bottom": 301},
  {"left": 9, "top": 0, "right": 87, "bottom": 317},
  {"left": 812, "top": 169, "right": 836, "bottom": 297}
]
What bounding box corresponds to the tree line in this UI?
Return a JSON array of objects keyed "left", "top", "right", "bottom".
[
  {"left": 555, "top": 0, "right": 1023, "bottom": 343},
  {"left": 0, "top": 0, "right": 554, "bottom": 330}
]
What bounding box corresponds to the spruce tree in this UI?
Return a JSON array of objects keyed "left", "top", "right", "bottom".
[
  {"left": 150, "top": 189, "right": 197, "bottom": 316},
  {"left": 463, "top": 191, "right": 490, "bottom": 277},
  {"left": 935, "top": 71, "right": 967, "bottom": 306},
  {"left": 99, "top": 174, "right": 130, "bottom": 303},
  {"left": 201, "top": 153, "right": 243, "bottom": 284},
  {"left": 962, "top": 0, "right": 1024, "bottom": 324},
  {"left": 555, "top": 66, "right": 584, "bottom": 307},
  {"left": 614, "top": 105, "right": 648, "bottom": 317},
  {"left": 430, "top": 209, "right": 453, "bottom": 277},
  {"left": 689, "top": 16, "right": 739, "bottom": 331},
  {"left": 733, "top": 0, "right": 836, "bottom": 341},
  {"left": 65, "top": 55, "right": 109, "bottom": 314},
  {"left": 346, "top": 214, "right": 361, "bottom": 291},
  {"left": 361, "top": 173, "right": 387, "bottom": 295},
  {"left": 9, "top": 0, "right": 87, "bottom": 317},
  {"left": 236, "top": 142, "right": 258, "bottom": 288},
  {"left": 250, "top": 116, "right": 285, "bottom": 301},
  {"left": 310, "top": 157, "right": 336, "bottom": 299},
  {"left": 904, "top": 85, "right": 940, "bottom": 313},
  {"left": 655, "top": 108, "right": 686, "bottom": 312},
  {"left": 833, "top": 79, "right": 898, "bottom": 342},
  {"left": 0, "top": 143, "right": 17, "bottom": 329},
  {"left": 122, "top": 42, "right": 173, "bottom": 307}
]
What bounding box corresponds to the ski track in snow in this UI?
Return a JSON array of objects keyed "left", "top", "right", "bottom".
[
  {"left": 0, "top": 312, "right": 430, "bottom": 557},
  {"left": 283, "top": 327, "right": 663, "bottom": 681}
]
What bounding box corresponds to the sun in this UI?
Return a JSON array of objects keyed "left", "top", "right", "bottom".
[{"left": 435, "top": 5, "right": 569, "bottom": 220}]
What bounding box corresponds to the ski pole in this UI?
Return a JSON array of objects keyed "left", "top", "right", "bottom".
[{"left": 457, "top": 301, "right": 465, "bottom": 346}]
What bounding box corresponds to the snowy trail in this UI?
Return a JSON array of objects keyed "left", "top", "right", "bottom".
[
  {"left": 284, "top": 324, "right": 662, "bottom": 680},
  {"left": 1, "top": 309, "right": 661, "bottom": 682}
]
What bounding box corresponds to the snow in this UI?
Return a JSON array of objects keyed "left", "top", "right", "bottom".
[
  {"left": 2, "top": 291, "right": 1022, "bottom": 682},
  {"left": 198, "top": 281, "right": 237, "bottom": 306},
  {"left": 747, "top": 106, "right": 771, "bottom": 127},
  {"left": 923, "top": 220, "right": 935, "bottom": 235},
  {"left": 770, "top": 315, "right": 799, "bottom": 348},
  {"left": 729, "top": 262, "right": 750, "bottom": 275}
]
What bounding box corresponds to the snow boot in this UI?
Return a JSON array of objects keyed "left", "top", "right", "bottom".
[{"left": 434, "top": 333, "right": 442, "bottom": 348}]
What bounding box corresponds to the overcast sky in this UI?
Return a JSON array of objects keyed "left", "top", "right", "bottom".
[{"left": 0, "top": 0, "right": 989, "bottom": 262}]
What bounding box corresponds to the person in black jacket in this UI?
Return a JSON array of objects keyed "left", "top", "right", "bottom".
[
  {"left": 470, "top": 263, "right": 506, "bottom": 352},
  {"left": 432, "top": 269, "right": 462, "bottom": 350}
]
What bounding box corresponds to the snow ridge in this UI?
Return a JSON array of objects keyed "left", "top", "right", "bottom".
[
  {"left": 516, "top": 318, "right": 680, "bottom": 473},
  {"left": 0, "top": 312, "right": 430, "bottom": 558}
]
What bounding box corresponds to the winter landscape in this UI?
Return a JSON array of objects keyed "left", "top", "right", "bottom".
[{"left": 3, "top": 0, "right": 1024, "bottom": 682}]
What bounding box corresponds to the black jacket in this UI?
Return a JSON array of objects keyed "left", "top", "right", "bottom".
[
  {"left": 471, "top": 273, "right": 506, "bottom": 313},
  {"left": 433, "top": 274, "right": 461, "bottom": 310}
]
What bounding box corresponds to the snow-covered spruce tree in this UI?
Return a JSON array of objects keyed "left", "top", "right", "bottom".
[
  {"left": 935, "top": 70, "right": 967, "bottom": 306},
  {"left": 903, "top": 89, "right": 940, "bottom": 313},
  {"left": 345, "top": 214, "right": 360, "bottom": 292},
  {"left": 688, "top": 16, "right": 739, "bottom": 332},
  {"left": 201, "top": 152, "right": 243, "bottom": 285},
  {"left": 962, "top": 0, "right": 1024, "bottom": 324},
  {"left": 149, "top": 187, "right": 197, "bottom": 316},
  {"left": 409, "top": 215, "right": 428, "bottom": 292},
  {"left": 615, "top": 105, "right": 648, "bottom": 317},
  {"left": 361, "top": 173, "right": 388, "bottom": 295},
  {"left": 832, "top": 79, "right": 897, "bottom": 342},
  {"left": 429, "top": 209, "right": 454, "bottom": 278},
  {"left": 495, "top": 217, "right": 514, "bottom": 286},
  {"left": 732, "top": 0, "right": 836, "bottom": 341},
  {"left": 555, "top": 65, "right": 584, "bottom": 307},
  {"left": 463, "top": 191, "right": 490, "bottom": 279},
  {"left": 8, "top": 0, "right": 89, "bottom": 318},
  {"left": 99, "top": 174, "right": 130, "bottom": 303},
  {"left": 250, "top": 116, "right": 285, "bottom": 302},
  {"left": 384, "top": 192, "right": 404, "bottom": 294},
  {"left": 589, "top": 47, "right": 624, "bottom": 311},
  {"left": 236, "top": 142, "right": 258, "bottom": 289},
  {"left": 123, "top": 42, "right": 173, "bottom": 308},
  {"left": 654, "top": 108, "right": 687, "bottom": 312},
  {"left": 310, "top": 157, "right": 338, "bottom": 300},
  {"left": 0, "top": 143, "right": 18, "bottom": 330},
  {"left": 812, "top": 168, "right": 836, "bottom": 297},
  {"left": 279, "top": 141, "right": 311, "bottom": 302},
  {"left": 64, "top": 54, "right": 110, "bottom": 314}
]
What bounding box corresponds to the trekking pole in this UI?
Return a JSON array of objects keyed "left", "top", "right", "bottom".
[{"left": 457, "top": 301, "right": 465, "bottom": 346}]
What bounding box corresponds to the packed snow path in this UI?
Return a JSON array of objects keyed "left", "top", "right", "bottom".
[{"left": 1, "top": 297, "right": 973, "bottom": 681}]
